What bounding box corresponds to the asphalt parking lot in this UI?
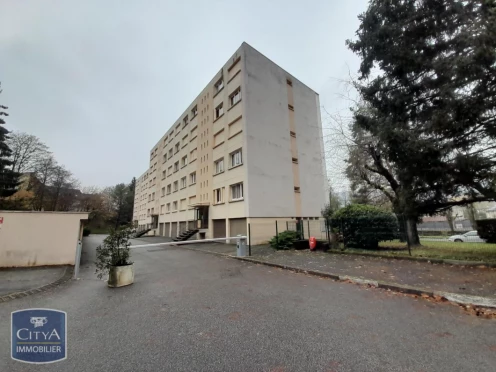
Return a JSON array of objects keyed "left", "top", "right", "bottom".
[{"left": 0, "top": 235, "right": 495, "bottom": 372}]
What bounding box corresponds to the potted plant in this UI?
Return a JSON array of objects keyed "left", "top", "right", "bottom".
[{"left": 95, "top": 225, "right": 135, "bottom": 287}]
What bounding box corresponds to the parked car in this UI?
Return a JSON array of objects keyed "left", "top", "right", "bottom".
[{"left": 448, "top": 231, "right": 486, "bottom": 243}]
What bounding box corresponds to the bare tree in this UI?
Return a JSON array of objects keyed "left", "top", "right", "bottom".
[
  {"left": 48, "top": 165, "right": 79, "bottom": 211},
  {"left": 7, "top": 132, "right": 49, "bottom": 174},
  {"left": 31, "top": 155, "right": 57, "bottom": 210}
]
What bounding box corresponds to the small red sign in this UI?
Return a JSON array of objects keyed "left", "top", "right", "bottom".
[{"left": 0, "top": 217, "right": 3, "bottom": 225}]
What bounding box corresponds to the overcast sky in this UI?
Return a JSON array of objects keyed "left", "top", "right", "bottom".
[{"left": 0, "top": 0, "right": 368, "bottom": 190}]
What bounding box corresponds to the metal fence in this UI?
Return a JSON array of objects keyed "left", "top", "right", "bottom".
[
  {"left": 247, "top": 219, "right": 328, "bottom": 246},
  {"left": 324, "top": 215, "right": 491, "bottom": 255}
]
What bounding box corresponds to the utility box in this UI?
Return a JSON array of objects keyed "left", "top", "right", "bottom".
[{"left": 236, "top": 235, "right": 247, "bottom": 257}]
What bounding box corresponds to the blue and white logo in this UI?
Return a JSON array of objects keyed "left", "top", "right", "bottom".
[{"left": 11, "top": 308, "right": 67, "bottom": 364}]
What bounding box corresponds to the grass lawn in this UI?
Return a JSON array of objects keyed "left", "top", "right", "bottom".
[
  {"left": 418, "top": 235, "right": 449, "bottom": 240},
  {"left": 342, "top": 240, "right": 496, "bottom": 263}
]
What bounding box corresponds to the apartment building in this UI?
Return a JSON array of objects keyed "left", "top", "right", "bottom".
[{"left": 133, "top": 42, "right": 327, "bottom": 244}]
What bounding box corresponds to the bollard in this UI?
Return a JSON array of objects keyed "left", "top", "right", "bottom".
[{"left": 73, "top": 240, "right": 82, "bottom": 279}]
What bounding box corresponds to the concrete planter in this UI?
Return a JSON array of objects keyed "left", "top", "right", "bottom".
[{"left": 108, "top": 264, "right": 134, "bottom": 288}]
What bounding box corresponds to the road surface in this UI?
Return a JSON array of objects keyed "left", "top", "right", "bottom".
[{"left": 0, "top": 235, "right": 495, "bottom": 371}]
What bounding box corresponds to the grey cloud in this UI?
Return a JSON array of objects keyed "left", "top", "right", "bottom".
[{"left": 0, "top": 0, "right": 368, "bottom": 187}]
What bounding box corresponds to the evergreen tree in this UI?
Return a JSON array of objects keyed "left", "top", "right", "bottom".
[
  {"left": 346, "top": 0, "right": 496, "bottom": 246},
  {"left": 0, "top": 83, "right": 20, "bottom": 200}
]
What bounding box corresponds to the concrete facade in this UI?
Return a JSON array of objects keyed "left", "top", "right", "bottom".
[
  {"left": 0, "top": 211, "right": 88, "bottom": 267},
  {"left": 133, "top": 43, "right": 327, "bottom": 244}
]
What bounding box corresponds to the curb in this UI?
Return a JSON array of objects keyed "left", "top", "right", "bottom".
[
  {"left": 180, "top": 246, "right": 496, "bottom": 309},
  {"left": 233, "top": 256, "right": 496, "bottom": 309},
  {"left": 0, "top": 266, "right": 74, "bottom": 304},
  {"left": 326, "top": 250, "right": 496, "bottom": 268}
]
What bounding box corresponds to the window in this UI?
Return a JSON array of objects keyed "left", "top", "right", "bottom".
[
  {"left": 161, "top": 187, "right": 165, "bottom": 197},
  {"left": 168, "top": 148, "right": 173, "bottom": 158},
  {"left": 166, "top": 203, "right": 171, "bottom": 212},
  {"left": 163, "top": 154, "right": 167, "bottom": 163},
  {"left": 153, "top": 177, "right": 156, "bottom": 185},
  {"left": 168, "top": 166, "right": 173, "bottom": 176},
  {"left": 290, "top": 131, "right": 296, "bottom": 138},
  {"left": 229, "top": 88, "right": 241, "bottom": 107},
  {"left": 190, "top": 148, "right": 197, "bottom": 161},
  {"left": 286, "top": 79, "right": 293, "bottom": 86},
  {"left": 215, "top": 103, "right": 224, "bottom": 119},
  {"left": 152, "top": 192, "right": 155, "bottom": 200},
  {"left": 214, "top": 78, "right": 224, "bottom": 93},
  {"left": 160, "top": 205, "right": 165, "bottom": 214},
  {"left": 162, "top": 170, "right": 166, "bottom": 179},
  {"left": 190, "top": 126, "right": 197, "bottom": 139},
  {"left": 294, "top": 187, "right": 301, "bottom": 193},
  {"left": 191, "top": 105, "right": 198, "bottom": 117},
  {"left": 181, "top": 177, "right": 187, "bottom": 189},
  {"left": 183, "top": 115, "right": 189, "bottom": 127},
  {"left": 174, "top": 161, "right": 179, "bottom": 172},
  {"left": 173, "top": 201, "right": 178, "bottom": 211},
  {"left": 175, "top": 143, "right": 180, "bottom": 153},
  {"left": 147, "top": 209, "right": 150, "bottom": 217},
  {"left": 151, "top": 208, "right": 154, "bottom": 215},
  {"left": 292, "top": 157, "right": 298, "bottom": 164},
  {"left": 288, "top": 104, "right": 294, "bottom": 111},
  {"left": 180, "top": 198, "right": 186, "bottom": 211},
  {"left": 182, "top": 135, "right": 188, "bottom": 147},
  {"left": 190, "top": 172, "right": 196, "bottom": 185},
  {"left": 214, "top": 158, "right": 224, "bottom": 174},
  {"left": 181, "top": 155, "right": 187, "bottom": 167},
  {"left": 173, "top": 181, "right": 178, "bottom": 192},
  {"left": 230, "top": 149, "right": 242, "bottom": 168},
  {"left": 230, "top": 183, "right": 243, "bottom": 201},
  {"left": 214, "top": 188, "right": 223, "bottom": 204}
]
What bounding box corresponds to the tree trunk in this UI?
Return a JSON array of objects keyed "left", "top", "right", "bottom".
[{"left": 405, "top": 217, "right": 421, "bottom": 247}]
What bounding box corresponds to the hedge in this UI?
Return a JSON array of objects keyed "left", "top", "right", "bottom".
[
  {"left": 330, "top": 204, "right": 398, "bottom": 249},
  {"left": 476, "top": 219, "right": 496, "bottom": 243}
]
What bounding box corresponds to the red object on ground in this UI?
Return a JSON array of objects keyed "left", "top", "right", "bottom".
[{"left": 309, "top": 237, "right": 317, "bottom": 250}]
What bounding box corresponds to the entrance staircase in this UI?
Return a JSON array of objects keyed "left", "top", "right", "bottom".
[
  {"left": 173, "top": 229, "right": 199, "bottom": 242},
  {"left": 133, "top": 228, "right": 151, "bottom": 238}
]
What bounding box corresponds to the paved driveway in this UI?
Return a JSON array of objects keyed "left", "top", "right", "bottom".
[{"left": 0, "top": 235, "right": 495, "bottom": 371}]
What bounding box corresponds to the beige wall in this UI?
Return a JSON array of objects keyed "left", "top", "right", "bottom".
[
  {"left": 0, "top": 211, "right": 88, "bottom": 267},
  {"left": 243, "top": 43, "right": 327, "bottom": 218}
]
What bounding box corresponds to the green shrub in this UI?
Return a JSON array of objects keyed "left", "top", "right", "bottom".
[
  {"left": 83, "top": 227, "right": 91, "bottom": 237},
  {"left": 477, "top": 219, "right": 496, "bottom": 243},
  {"left": 331, "top": 204, "right": 398, "bottom": 249},
  {"left": 269, "top": 230, "right": 301, "bottom": 250},
  {"left": 95, "top": 226, "right": 135, "bottom": 279}
]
